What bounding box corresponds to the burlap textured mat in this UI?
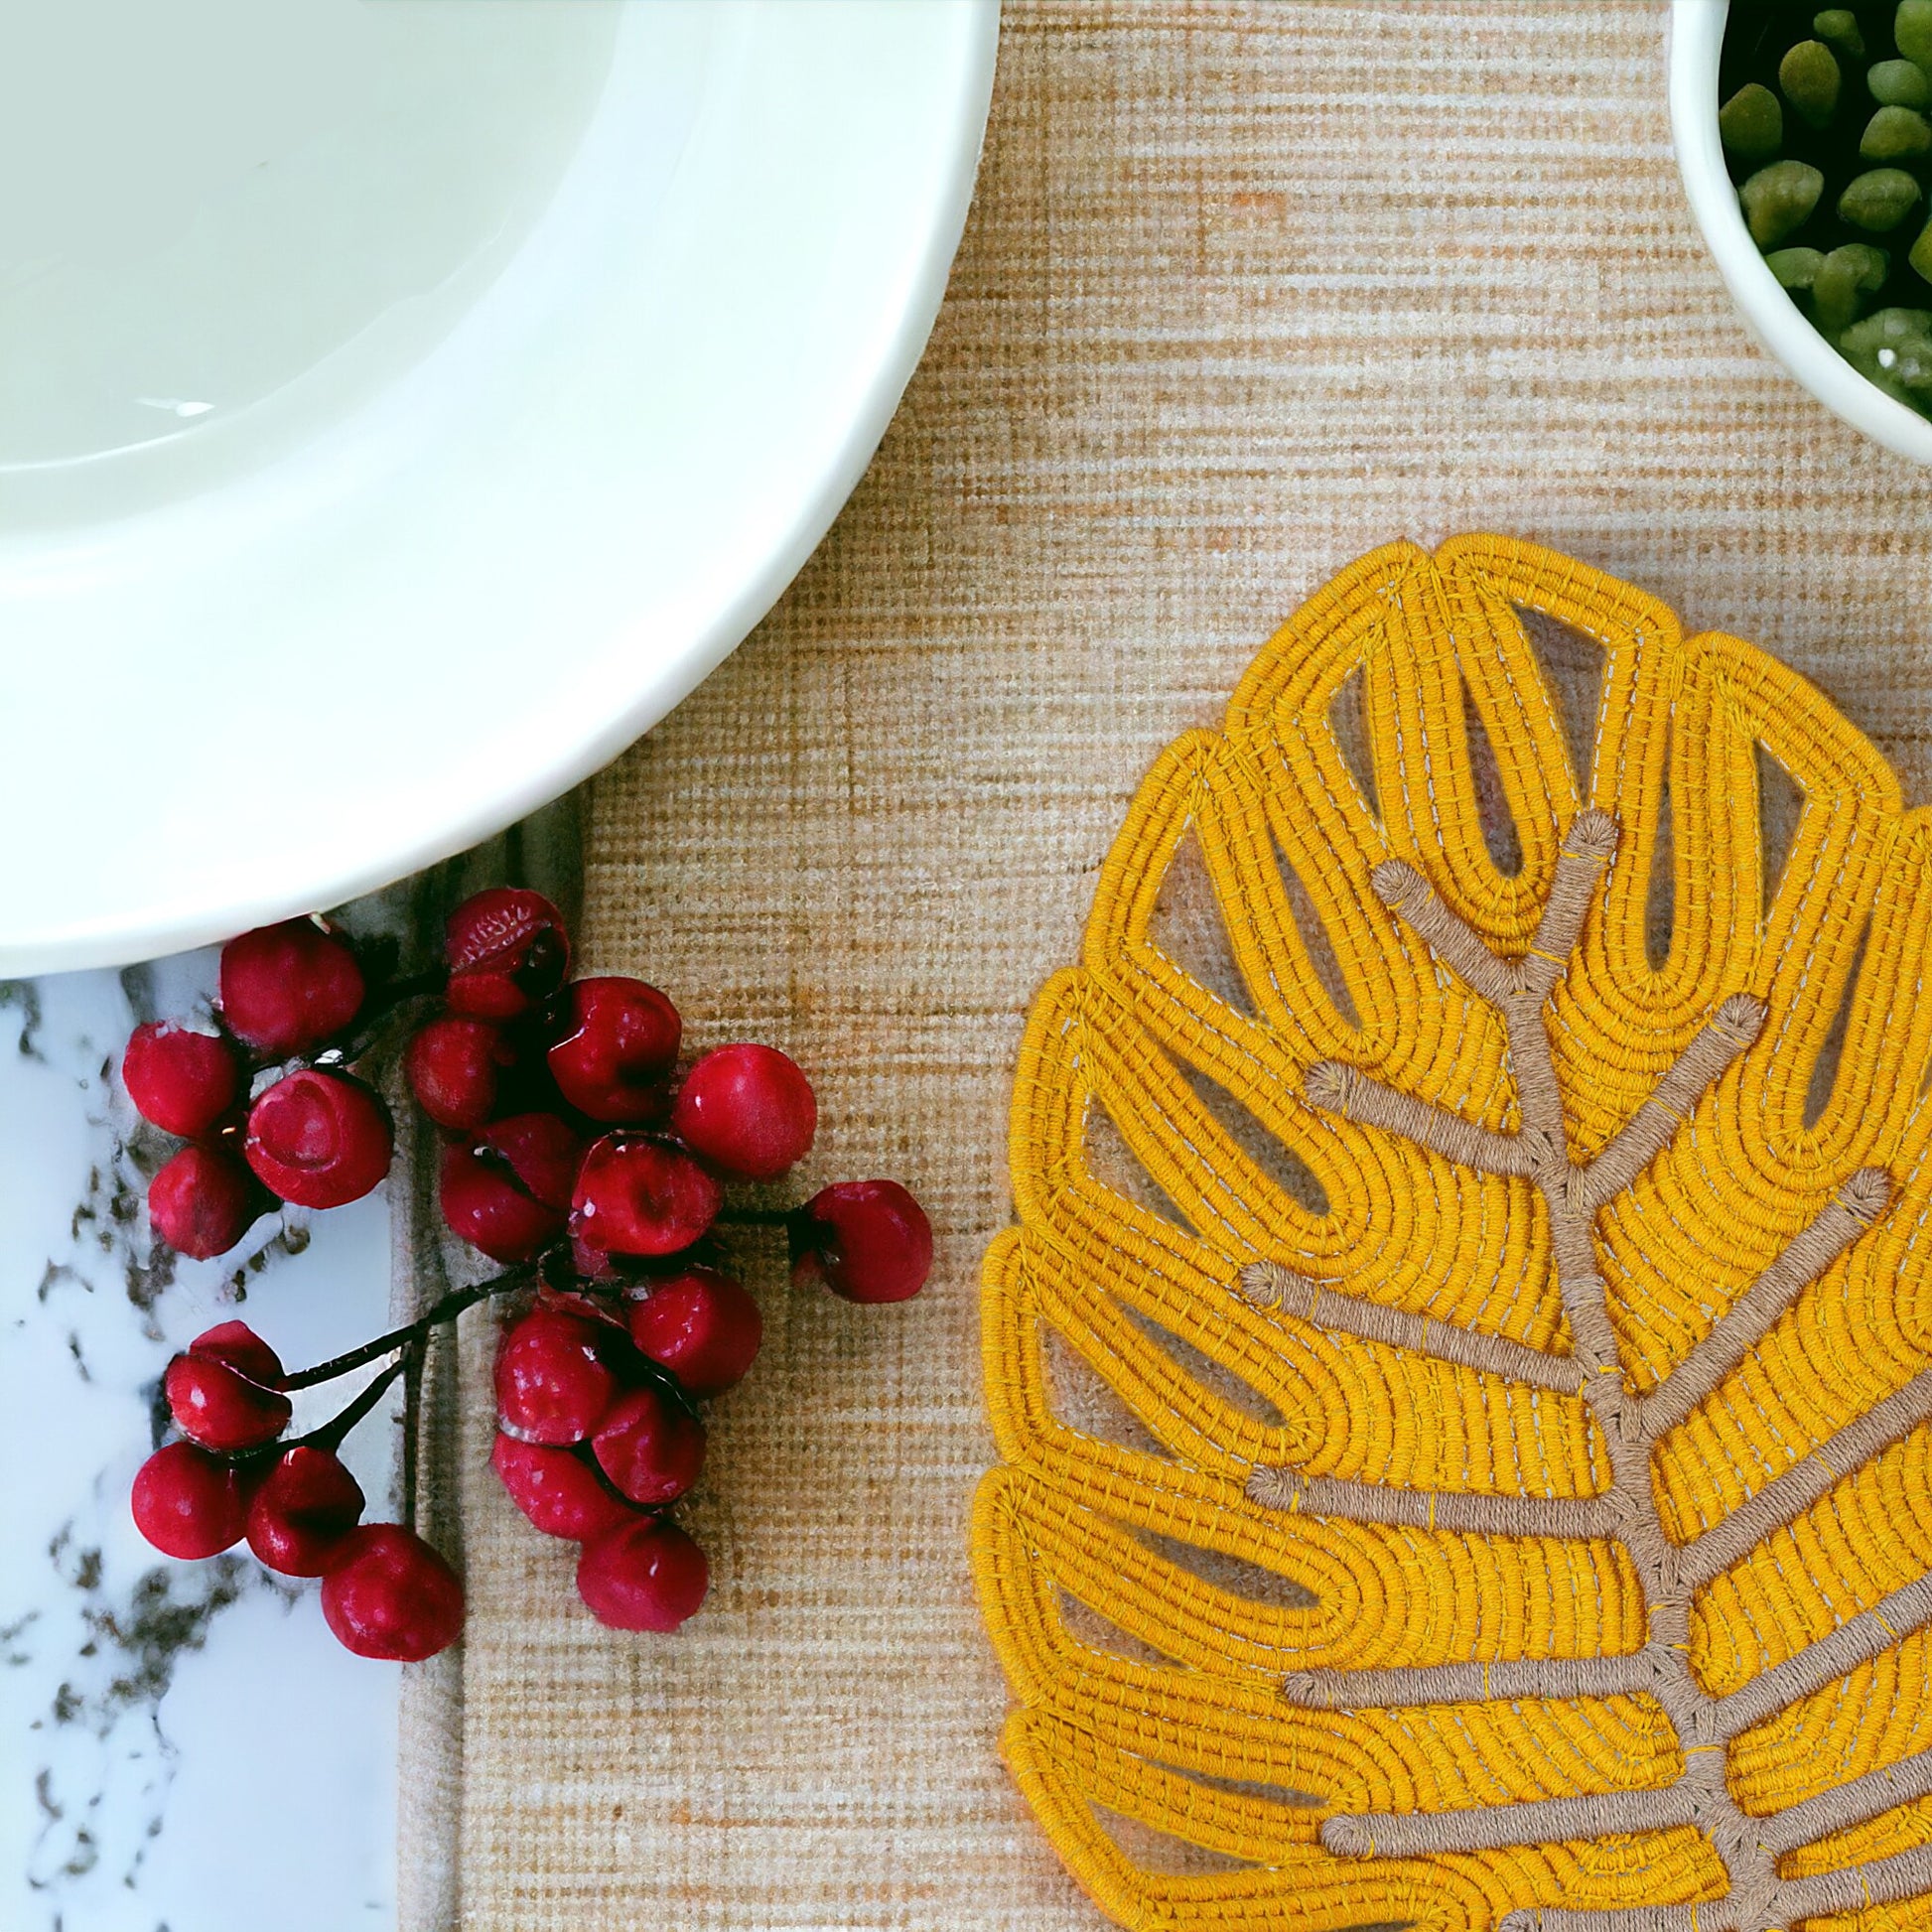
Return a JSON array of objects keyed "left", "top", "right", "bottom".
[{"left": 402, "top": 5, "right": 1932, "bottom": 1926}]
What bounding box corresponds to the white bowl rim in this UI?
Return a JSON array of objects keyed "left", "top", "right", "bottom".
[
  {"left": 1669, "top": 0, "right": 1932, "bottom": 467},
  {"left": 1, "top": 2, "right": 1002, "bottom": 978}
]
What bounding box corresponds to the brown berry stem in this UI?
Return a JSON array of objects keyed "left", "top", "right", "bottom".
[
  {"left": 281, "top": 1260, "right": 540, "bottom": 1391},
  {"left": 400, "top": 1333, "right": 425, "bottom": 1534},
  {"left": 309, "top": 971, "right": 451, "bottom": 1072},
  {"left": 301, "top": 1353, "right": 410, "bottom": 1455}
]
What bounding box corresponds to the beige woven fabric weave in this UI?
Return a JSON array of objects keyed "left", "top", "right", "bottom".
[{"left": 405, "top": 4, "right": 1932, "bottom": 1926}]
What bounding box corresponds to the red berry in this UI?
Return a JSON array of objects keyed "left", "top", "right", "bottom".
[
  {"left": 545, "top": 977, "right": 680, "bottom": 1123},
  {"left": 627, "top": 1270, "right": 762, "bottom": 1398},
  {"left": 405, "top": 1016, "right": 511, "bottom": 1131},
  {"left": 490, "top": 1435, "right": 636, "bottom": 1541},
  {"left": 147, "top": 1146, "right": 259, "bottom": 1258},
  {"left": 576, "top": 1518, "right": 709, "bottom": 1632},
  {"left": 122, "top": 1023, "right": 240, "bottom": 1138},
  {"left": 494, "top": 1309, "right": 619, "bottom": 1445},
  {"left": 246, "top": 1446, "right": 365, "bottom": 1576},
  {"left": 670, "top": 1043, "right": 817, "bottom": 1182},
  {"left": 591, "top": 1386, "right": 705, "bottom": 1505},
  {"left": 244, "top": 1069, "right": 392, "bottom": 1210},
  {"left": 483, "top": 1112, "right": 580, "bottom": 1208},
  {"left": 790, "top": 1179, "right": 932, "bottom": 1304},
  {"left": 131, "top": 1442, "right": 249, "bottom": 1559},
  {"left": 190, "top": 1318, "right": 284, "bottom": 1385},
  {"left": 570, "top": 1134, "right": 722, "bottom": 1257},
  {"left": 165, "top": 1320, "right": 291, "bottom": 1452},
  {"left": 321, "top": 1525, "right": 465, "bottom": 1662},
  {"left": 440, "top": 1112, "right": 583, "bottom": 1263},
  {"left": 533, "top": 1283, "right": 629, "bottom": 1332},
  {"left": 444, "top": 889, "right": 570, "bottom": 1021},
  {"left": 218, "top": 919, "right": 364, "bottom": 1056},
  {"left": 570, "top": 1229, "right": 621, "bottom": 1283}
]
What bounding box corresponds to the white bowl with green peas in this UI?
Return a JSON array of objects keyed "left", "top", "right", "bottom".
[{"left": 1672, "top": 0, "right": 1932, "bottom": 463}]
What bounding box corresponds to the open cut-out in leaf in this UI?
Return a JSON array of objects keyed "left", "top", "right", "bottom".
[{"left": 973, "top": 536, "right": 1932, "bottom": 1932}]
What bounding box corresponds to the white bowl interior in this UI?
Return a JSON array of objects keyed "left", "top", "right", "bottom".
[
  {"left": 0, "top": 0, "right": 998, "bottom": 975},
  {"left": 1670, "top": 0, "right": 1932, "bottom": 466},
  {"left": 1, "top": 1, "right": 621, "bottom": 527}
]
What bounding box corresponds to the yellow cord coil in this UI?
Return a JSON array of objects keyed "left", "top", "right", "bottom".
[{"left": 972, "top": 536, "right": 1932, "bottom": 1932}]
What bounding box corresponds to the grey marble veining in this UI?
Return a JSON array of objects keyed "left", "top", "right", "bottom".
[{"left": 0, "top": 956, "right": 398, "bottom": 1932}]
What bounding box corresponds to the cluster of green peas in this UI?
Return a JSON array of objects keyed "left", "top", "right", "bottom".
[{"left": 1724, "top": 2, "right": 1932, "bottom": 411}]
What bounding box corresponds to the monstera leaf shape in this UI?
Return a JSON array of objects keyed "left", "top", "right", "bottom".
[{"left": 974, "top": 537, "right": 1932, "bottom": 1932}]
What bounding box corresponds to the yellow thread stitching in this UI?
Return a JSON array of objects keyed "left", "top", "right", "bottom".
[{"left": 973, "top": 537, "right": 1932, "bottom": 1931}]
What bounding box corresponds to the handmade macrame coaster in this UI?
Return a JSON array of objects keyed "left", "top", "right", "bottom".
[{"left": 972, "top": 536, "right": 1932, "bottom": 1932}]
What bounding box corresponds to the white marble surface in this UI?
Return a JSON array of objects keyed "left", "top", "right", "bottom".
[{"left": 0, "top": 954, "right": 399, "bottom": 1932}]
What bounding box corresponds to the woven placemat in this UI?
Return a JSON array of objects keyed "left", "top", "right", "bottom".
[{"left": 401, "top": 5, "right": 1932, "bottom": 1926}]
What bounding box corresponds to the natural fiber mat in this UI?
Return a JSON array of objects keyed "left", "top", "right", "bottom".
[{"left": 401, "top": 5, "right": 1932, "bottom": 1928}]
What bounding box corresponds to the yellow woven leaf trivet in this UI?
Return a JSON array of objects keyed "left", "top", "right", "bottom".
[{"left": 972, "top": 536, "right": 1932, "bottom": 1932}]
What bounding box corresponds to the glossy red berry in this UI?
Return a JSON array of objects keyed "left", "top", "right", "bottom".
[
  {"left": 246, "top": 1446, "right": 365, "bottom": 1576},
  {"left": 244, "top": 1069, "right": 392, "bottom": 1210},
  {"left": 591, "top": 1386, "right": 706, "bottom": 1505},
  {"left": 494, "top": 1309, "right": 619, "bottom": 1445},
  {"left": 147, "top": 1146, "right": 259, "bottom": 1258},
  {"left": 404, "top": 1016, "right": 511, "bottom": 1131},
  {"left": 490, "top": 1435, "right": 637, "bottom": 1541},
  {"left": 131, "top": 1442, "right": 250, "bottom": 1559},
  {"left": 122, "top": 1023, "right": 240, "bottom": 1138},
  {"left": 198, "top": 1318, "right": 283, "bottom": 1383},
  {"left": 546, "top": 977, "right": 680, "bottom": 1123},
  {"left": 627, "top": 1269, "right": 763, "bottom": 1398},
  {"left": 576, "top": 1518, "right": 709, "bottom": 1632},
  {"left": 165, "top": 1320, "right": 291, "bottom": 1452},
  {"left": 439, "top": 1112, "right": 583, "bottom": 1263},
  {"left": 790, "top": 1179, "right": 932, "bottom": 1304},
  {"left": 444, "top": 889, "right": 571, "bottom": 1021},
  {"left": 570, "top": 1134, "right": 722, "bottom": 1257},
  {"left": 533, "top": 1283, "right": 629, "bottom": 1333},
  {"left": 218, "top": 919, "right": 364, "bottom": 1055},
  {"left": 569, "top": 1228, "right": 621, "bottom": 1284},
  {"left": 670, "top": 1043, "right": 817, "bottom": 1182},
  {"left": 321, "top": 1524, "right": 465, "bottom": 1662}
]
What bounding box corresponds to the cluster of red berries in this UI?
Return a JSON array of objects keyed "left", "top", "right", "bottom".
[
  {"left": 491, "top": 1288, "right": 721, "bottom": 1631},
  {"left": 125, "top": 916, "right": 392, "bottom": 1258},
  {"left": 124, "top": 888, "right": 932, "bottom": 1662},
  {"left": 132, "top": 1321, "right": 461, "bottom": 1661}
]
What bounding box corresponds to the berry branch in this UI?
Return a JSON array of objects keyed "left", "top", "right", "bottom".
[
  {"left": 124, "top": 888, "right": 934, "bottom": 1663},
  {"left": 298, "top": 1354, "right": 410, "bottom": 1456},
  {"left": 278, "top": 1264, "right": 540, "bottom": 1392},
  {"left": 398, "top": 1335, "right": 425, "bottom": 1536}
]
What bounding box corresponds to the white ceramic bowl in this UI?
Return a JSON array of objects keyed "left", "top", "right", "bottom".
[
  {"left": 0, "top": 0, "right": 998, "bottom": 976},
  {"left": 1670, "top": 0, "right": 1932, "bottom": 465}
]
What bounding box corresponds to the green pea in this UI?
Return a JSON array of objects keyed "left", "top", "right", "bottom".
[
  {"left": 1844, "top": 306, "right": 1932, "bottom": 345},
  {"left": 1721, "top": 81, "right": 1784, "bottom": 159},
  {"left": 1815, "top": 8, "right": 1865, "bottom": 57},
  {"left": 1900, "top": 1, "right": 1932, "bottom": 72},
  {"left": 1863, "top": 104, "right": 1932, "bottom": 159},
  {"left": 1911, "top": 216, "right": 1932, "bottom": 282},
  {"left": 1740, "top": 160, "right": 1825, "bottom": 246},
  {"left": 1838, "top": 166, "right": 1924, "bottom": 230},
  {"left": 1780, "top": 39, "right": 1841, "bottom": 128},
  {"left": 1766, "top": 246, "right": 1826, "bottom": 289},
  {"left": 1815, "top": 260, "right": 1861, "bottom": 336},
  {"left": 1839, "top": 304, "right": 1932, "bottom": 402},
  {"left": 1840, "top": 242, "right": 1889, "bottom": 290},
  {"left": 1814, "top": 245, "right": 1889, "bottom": 331},
  {"left": 1869, "top": 59, "right": 1932, "bottom": 108}
]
